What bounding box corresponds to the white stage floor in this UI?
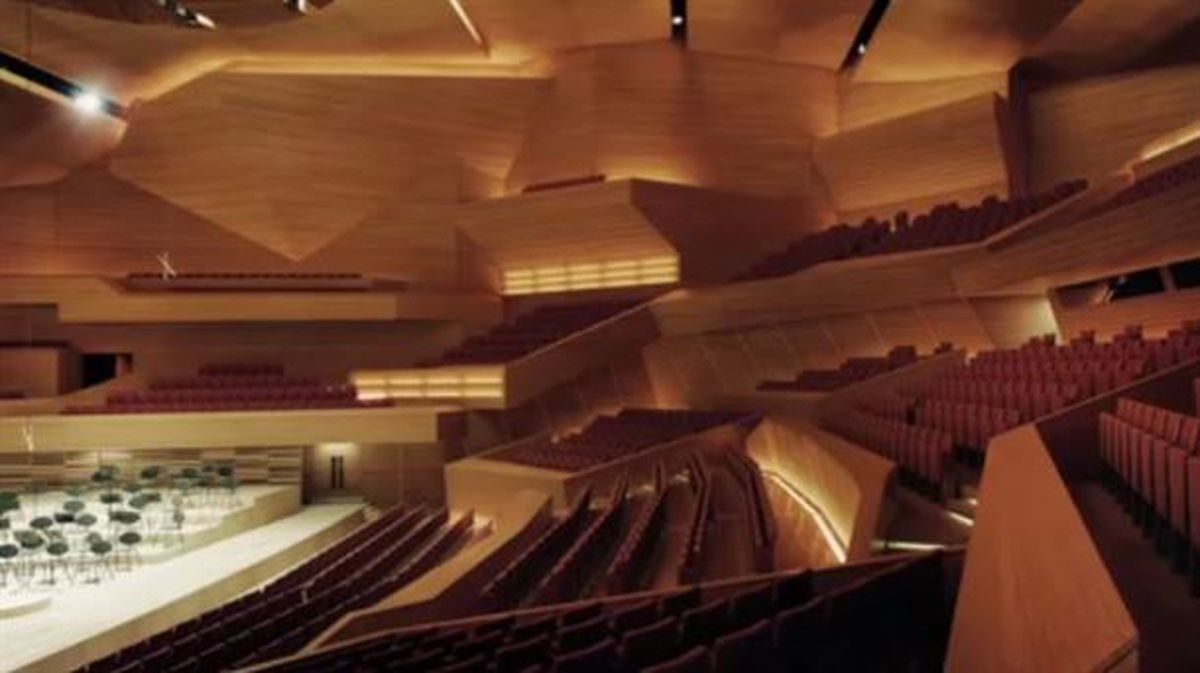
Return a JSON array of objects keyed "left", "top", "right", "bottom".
[{"left": 2, "top": 502, "right": 364, "bottom": 673}]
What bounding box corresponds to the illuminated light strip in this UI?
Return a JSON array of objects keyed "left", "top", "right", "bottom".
[
  {"left": 879, "top": 540, "right": 948, "bottom": 552},
  {"left": 947, "top": 510, "right": 975, "bottom": 528},
  {"left": 446, "top": 0, "right": 485, "bottom": 47},
  {"left": 502, "top": 256, "right": 680, "bottom": 296},
  {"left": 763, "top": 470, "right": 847, "bottom": 564}
]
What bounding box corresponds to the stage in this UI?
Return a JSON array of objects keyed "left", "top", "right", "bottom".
[{"left": 1, "top": 488, "right": 363, "bottom": 673}]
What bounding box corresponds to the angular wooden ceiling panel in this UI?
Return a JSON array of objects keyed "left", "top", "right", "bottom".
[
  {"left": 110, "top": 71, "right": 545, "bottom": 260},
  {"left": 687, "top": 0, "right": 871, "bottom": 69},
  {"left": 853, "top": 0, "right": 1080, "bottom": 81}
]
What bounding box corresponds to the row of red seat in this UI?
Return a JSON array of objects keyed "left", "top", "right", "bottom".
[
  {"left": 501, "top": 409, "right": 747, "bottom": 472},
  {"left": 482, "top": 490, "right": 595, "bottom": 609},
  {"left": 757, "top": 345, "right": 920, "bottom": 392},
  {"left": 532, "top": 482, "right": 630, "bottom": 605},
  {"left": 725, "top": 450, "right": 776, "bottom": 572},
  {"left": 605, "top": 467, "right": 669, "bottom": 594},
  {"left": 679, "top": 454, "right": 713, "bottom": 585},
  {"left": 921, "top": 379, "right": 1081, "bottom": 419},
  {"left": 62, "top": 364, "right": 387, "bottom": 415},
  {"left": 735, "top": 179, "right": 1086, "bottom": 281},
  {"left": 245, "top": 552, "right": 948, "bottom": 673},
  {"left": 826, "top": 410, "right": 953, "bottom": 497},
  {"left": 914, "top": 400, "right": 1022, "bottom": 452},
  {"left": 424, "top": 299, "right": 642, "bottom": 367},
  {"left": 1100, "top": 398, "right": 1200, "bottom": 581},
  {"left": 81, "top": 506, "right": 473, "bottom": 673}
]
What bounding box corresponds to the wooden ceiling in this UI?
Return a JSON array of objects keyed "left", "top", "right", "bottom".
[{"left": 686, "top": 0, "right": 871, "bottom": 69}]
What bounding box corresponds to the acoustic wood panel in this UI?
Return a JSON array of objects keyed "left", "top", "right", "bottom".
[
  {"left": 867, "top": 306, "right": 939, "bottom": 354},
  {"left": 631, "top": 180, "right": 828, "bottom": 283},
  {"left": 687, "top": 0, "right": 871, "bottom": 69},
  {"left": 651, "top": 247, "right": 979, "bottom": 336},
  {"left": 946, "top": 424, "right": 1137, "bottom": 673},
  {"left": 745, "top": 415, "right": 894, "bottom": 561},
  {"left": 740, "top": 326, "right": 801, "bottom": 383},
  {"left": 0, "top": 0, "right": 485, "bottom": 101},
  {"left": 699, "top": 332, "right": 759, "bottom": 394},
  {"left": 0, "top": 304, "right": 465, "bottom": 382},
  {"left": 969, "top": 295, "right": 1060, "bottom": 349},
  {"left": 0, "top": 406, "right": 455, "bottom": 453},
  {"left": 456, "top": 180, "right": 674, "bottom": 271},
  {"left": 460, "top": 0, "right": 668, "bottom": 63},
  {"left": 1028, "top": 65, "right": 1200, "bottom": 191},
  {"left": 823, "top": 313, "right": 886, "bottom": 358},
  {"left": 954, "top": 178, "right": 1200, "bottom": 295},
  {"left": 0, "top": 78, "right": 126, "bottom": 187},
  {"left": 508, "top": 42, "right": 838, "bottom": 200},
  {"left": 852, "top": 0, "right": 1078, "bottom": 82},
  {"left": 1029, "top": 0, "right": 1200, "bottom": 76},
  {"left": 814, "top": 94, "right": 1009, "bottom": 215},
  {"left": 111, "top": 71, "right": 546, "bottom": 260},
  {"left": 1052, "top": 288, "right": 1200, "bottom": 342},
  {"left": 839, "top": 72, "right": 1007, "bottom": 132}
]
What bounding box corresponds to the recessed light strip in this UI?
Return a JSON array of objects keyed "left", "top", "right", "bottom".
[
  {"left": 446, "top": 0, "right": 486, "bottom": 48},
  {"left": 763, "top": 469, "right": 848, "bottom": 564}
]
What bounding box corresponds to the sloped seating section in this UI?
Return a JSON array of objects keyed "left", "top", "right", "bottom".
[
  {"left": 423, "top": 299, "right": 643, "bottom": 367},
  {"left": 678, "top": 454, "right": 713, "bottom": 585},
  {"left": 735, "top": 179, "right": 1087, "bottom": 281},
  {"left": 62, "top": 364, "right": 390, "bottom": 415},
  {"left": 1100, "top": 397, "right": 1200, "bottom": 586},
  {"left": 757, "top": 345, "right": 920, "bottom": 392},
  {"left": 482, "top": 489, "right": 596, "bottom": 610},
  {"left": 78, "top": 506, "right": 477, "bottom": 673},
  {"left": 605, "top": 467, "right": 669, "bottom": 594},
  {"left": 124, "top": 272, "right": 370, "bottom": 291},
  {"left": 531, "top": 481, "right": 630, "bottom": 605},
  {"left": 499, "top": 409, "right": 748, "bottom": 472},
  {"left": 1091, "top": 152, "right": 1200, "bottom": 217},
  {"left": 826, "top": 410, "right": 954, "bottom": 499},
  {"left": 725, "top": 450, "right": 775, "bottom": 572},
  {"left": 907, "top": 320, "right": 1200, "bottom": 453},
  {"left": 245, "top": 552, "right": 951, "bottom": 673}
]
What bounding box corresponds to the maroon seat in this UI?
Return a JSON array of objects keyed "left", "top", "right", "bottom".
[{"left": 642, "top": 646, "right": 710, "bottom": 673}]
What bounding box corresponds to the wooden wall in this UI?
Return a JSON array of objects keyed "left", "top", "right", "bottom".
[
  {"left": 0, "top": 305, "right": 464, "bottom": 383},
  {"left": 0, "top": 79, "right": 126, "bottom": 188},
  {"left": 946, "top": 424, "right": 1137, "bottom": 673},
  {"left": 745, "top": 414, "right": 894, "bottom": 561},
  {"left": 1052, "top": 287, "right": 1200, "bottom": 342},
  {"left": 686, "top": 0, "right": 871, "bottom": 70},
  {"left": 814, "top": 93, "right": 1009, "bottom": 219},
  {"left": 507, "top": 42, "right": 839, "bottom": 202},
  {"left": 110, "top": 72, "right": 547, "bottom": 261},
  {"left": 955, "top": 177, "right": 1200, "bottom": 295},
  {"left": 642, "top": 296, "right": 1021, "bottom": 407},
  {"left": 838, "top": 72, "right": 1008, "bottom": 132},
  {"left": 0, "top": 347, "right": 80, "bottom": 398},
  {"left": 1028, "top": 65, "right": 1200, "bottom": 191}
]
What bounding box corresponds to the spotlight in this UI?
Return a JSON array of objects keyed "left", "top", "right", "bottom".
[
  {"left": 856, "top": 43, "right": 867, "bottom": 55},
  {"left": 72, "top": 90, "right": 103, "bottom": 115},
  {"left": 672, "top": 15, "right": 685, "bottom": 26}
]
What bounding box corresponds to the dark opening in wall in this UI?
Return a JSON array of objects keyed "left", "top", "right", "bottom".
[
  {"left": 841, "top": 0, "right": 891, "bottom": 70},
  {"left": 1107, "top": 268, "right": 1166, "bottom": 301},
  {"left": 81, "top": 353, "right": 131, "bottom": 388},
  {"left": 1169, "top": 258, "right": 1200, "bottom": 290},
  {"left": 670, "top": 0, "right": 687, "bottom": 44}
]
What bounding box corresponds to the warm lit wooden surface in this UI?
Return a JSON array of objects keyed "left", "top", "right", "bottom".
[
  {"left": 6, "top": 499, "right": 362, "bottom": 673},
  {"left": 687, "top": 0, "right": 871, "bottom": 69},
  {"left": 0, "top": 405, "right": 457, "bottom": 452},
  {"left": 1028, "top": 65, "right": 1200, "bottom": 191},
  {"left": 814, "top": 93, "right": 1008, "bottom": 216},
  {"left": 946, "top": 424, "right": 1137, "bottom": 673}
]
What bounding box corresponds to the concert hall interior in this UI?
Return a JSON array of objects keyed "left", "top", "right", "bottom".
[{"left": 3, "top": 0, "right": 1200, "bottom": 671}]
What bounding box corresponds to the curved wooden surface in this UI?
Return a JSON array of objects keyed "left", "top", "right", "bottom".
[{"left": 946, "top": 424, "right": 1137, "bottom": 673}]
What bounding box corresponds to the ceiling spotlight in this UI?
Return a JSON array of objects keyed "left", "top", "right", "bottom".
[
  {"left": 856, "top": 43, "right": 867, "bottom": 55},
  {"left": 72, "top": 90, "right": 103, "bottom": 115},
  {"left": 190, "top": 11, "right": 216, "bottom": 28},
  {"left": 284, "top": 0, "right": 308, "bottom": 13},
  {"left": 672, "top": 15, "right": 685, "bottom": 26}
]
